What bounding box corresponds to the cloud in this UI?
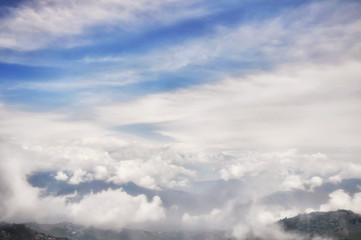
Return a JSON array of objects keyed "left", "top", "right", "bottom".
[
  {"left": 14, "top": 70, "right": 142, "bottom": 91},
  {"left": 217, "top": 149, "right": 333, "bottom": 196},
  {"left": 54, "top": 171, "right": 68, "bottom": 181},
  {"left": 31, "top": 141, "right": 197, "bottom": 190},
  {"left": 320, "top": 190, "right": 361, "bottom": 213},
  {"left": 328, "top": 175, "right": 342, "bottom": 184},
  {"left": 306, "top": 176, "right": 323, "bottom": 191},
  {"left": 182, "top": 208, "right": 222, "bottom": 225},
  {"left": 220, "top": 163, "right": 247, "bottom": 181},
  {"left": 94, "top": 165, "right": 108, "bottom": 180},
  {"left": 91, "top": 60, "right": 361, "bottom": 197},
  {"left": 0, "top": 141, "right": 165, "bottom": 229},
  {"left": 109, "top": 156, "right": 195, "bottom": 189},
  {"left": 68, "top": 189, "right": 165, "bottom": 229},
  {"left": 68, "top": 169, "right": 90, "bottom": 185},
  {"left": 0, "top": 0, "right": 208, "bottom": 51},
  {"left": 232, "top": 204, "right": 302, "bottom": 240},
  {"left": 281, "top": 175, "right": 305, "bottom": 191},
  {"left": 7, "top": 0, "right": 361, "bottom": 91},
  {"left": 0, "top": 0, "right": 360, "bottom": 233},
  {"left": 80, "top": 0, "right": 361, "bottom": 79},
  {"left": 95, "top": 61, "right": 361, "bottom": 154},
  {"left": 180, "top": 199, "right": 239, "bottom": 229},
  {"left": 1, "top": 59, "right": 361, "bottom": 224},
  {"left": 0, "top": 102, "right": 198, "bottom": 190}
]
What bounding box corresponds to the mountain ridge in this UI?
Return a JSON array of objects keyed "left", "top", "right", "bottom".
[{"left": 279, "top": 209, "right": 361, "bottom": 240}]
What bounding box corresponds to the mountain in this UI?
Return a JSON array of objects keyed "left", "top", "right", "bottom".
[
  {"left": 3, "top": 210, "right": 361, "bottom": 240},
  {"left": 27, "top": 172, "right": 248, "bottom": 215},
  {"left": 257, "top": 179, "right": 361, "bottom": 210},
  {"left": 28, "top": 171, "right": 361, "bottom": 217},
  {"left": 26, "top": 222, "right": 235, "bottom": 240},
  {"left": 279, "top": 209, "right": 361, "bottom": 240},
  {"left": 0, "top": 223, "right": 69, "bottom": 240}
]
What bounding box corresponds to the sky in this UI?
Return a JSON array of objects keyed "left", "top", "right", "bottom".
[{"left": 1, "top": 0, "right": 361, "bottom": 238}]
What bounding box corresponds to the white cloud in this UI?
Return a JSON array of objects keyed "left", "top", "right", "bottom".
[
  {"left": 220, "top": 163, "right": 246, "bottom": 181},
  {"left": 281, "top": 175, "right": 305, "bottom": 191},
  {"left": 0, "top": 0, "right": 360, "bottom": 231},
  {"left": 109, "top": 156, "right": 196, "bottom": 189},
  {"left": 94, "top": 165, "right": 108, "bottom": 180},
  {"left": 7, "top": 0, "right": 361, "bottom": 91},
  {"left": 320, "top": 190, "right": 361, "bottom": 213},
  {"left": 182, "top": 208, "right": 222, "bottom": 225},
  {"left": 55, "top": 171, "right": 68, "bottom": 181},
  {"left": 80, "top": 0, "right": 361, "bottom": 77},
  {"left": 0, "top": 141, "right": 165, "bottom": 229},
  {"left": 96, "top": 61, "right": 361, "bottom": 154},
  {"left": 68, "top": 169, "right": 90, "bottom": 185},
  {"left": 0, "top": 0, "right": 208, "bottom": 50},
  {"left": 0, "top": 102, "right": 199, "bottom": 190},
  {"left": 232, "top": 205, "right": 302, "bottom": 240},
  {"left": 1, "top": 57, "right": 361, "bottom": 220},
  {"left": 68, "top": 189, "right": 165, "bottom": 229},
  {"left": 307, "top": 176, "right": 323, "bottom": 191},
  {"left": 328, "top": 175, "right": 342, "bottom": 184}
]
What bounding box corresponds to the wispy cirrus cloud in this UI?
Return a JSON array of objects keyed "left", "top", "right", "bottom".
[
  {"left": 0, "top": 0, "right": 208, "bottom": 51},
  {"left": 9, "top": 0, "right": 361, "bottom": 93}
]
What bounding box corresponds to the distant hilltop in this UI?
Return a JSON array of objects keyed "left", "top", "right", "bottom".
[
  {"left": 0, "top": 223, "right": 69, "bottom": 240},
  {"left": 2, "top": 210, "right": 361, "bottom": 240},
  {"left": 279, "top": 209, "right": 361, "bottom": 240}
]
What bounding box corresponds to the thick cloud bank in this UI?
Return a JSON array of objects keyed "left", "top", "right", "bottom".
[
  {"left": 0, "top": 141, "right": 165, "bottom": 229},
  {"left": 1, "top": 60, "right": 361, "bottom": 231}
]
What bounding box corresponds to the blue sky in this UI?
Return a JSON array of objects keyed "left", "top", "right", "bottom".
[
  {"left": 1, "top": 0, "right": 361, "bottom": 234},
  {"left": 0, "top": 0, "right": 319, "bottom": 107}
]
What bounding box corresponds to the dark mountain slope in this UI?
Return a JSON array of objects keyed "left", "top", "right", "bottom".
[
  {"left": 26, "top": 222, "right": 235, "bottom": 240},
  {"left": 0, "top": 223, "right": 69, "bottom": 240},
  {"left": 279, "top": 209, "right": 361, "bottom": 240}
]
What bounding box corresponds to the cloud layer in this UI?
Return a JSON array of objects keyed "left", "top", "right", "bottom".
[
  {"left": 0, "top": 0, "right": 361, "bottom": 236},
  {"left": 0, "top": 0, "right": 207, "bottom": 50}
]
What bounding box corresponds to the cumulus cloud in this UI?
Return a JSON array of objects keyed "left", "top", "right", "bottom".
[
  {"left": 328, "top": 175, "right": 342, "bottom": 184},
  {"left": 0, "top": 141, "right": 165, "bottom": 229},
  {"left": 94, "top": 165, "right": 108, "bottom": 180},
  {"left": 281, "top": 175, "right": 305, "bottom": 191},
  {"left": 0, "top": 103, "right": 196, "bottom": 227},
  {"left": 68, "top": 189, "right": 165, "bottom": 229},
  {"left": 54, "top": 171, "right": 68, "bottom": 181},
  {"left": 220, "top": 163, "right": 247, "bottom": 181},
  {"left": 0, "top": 103, "right": 199, "bottom": 190},
  {"left": 68, "top": 169, "right": 90, "bottom": 185},
  {"left": 320, "top": 190, "right": 361, "bottom": 213},
  {"left": 109, "top": 157, "right": 195, "bottom": 189},
  {"left": 41, "top": 142, "right": 197, "bottom": 189},
  {"left": 306, "top": 176, "right": 324, "bottom": 191}
]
